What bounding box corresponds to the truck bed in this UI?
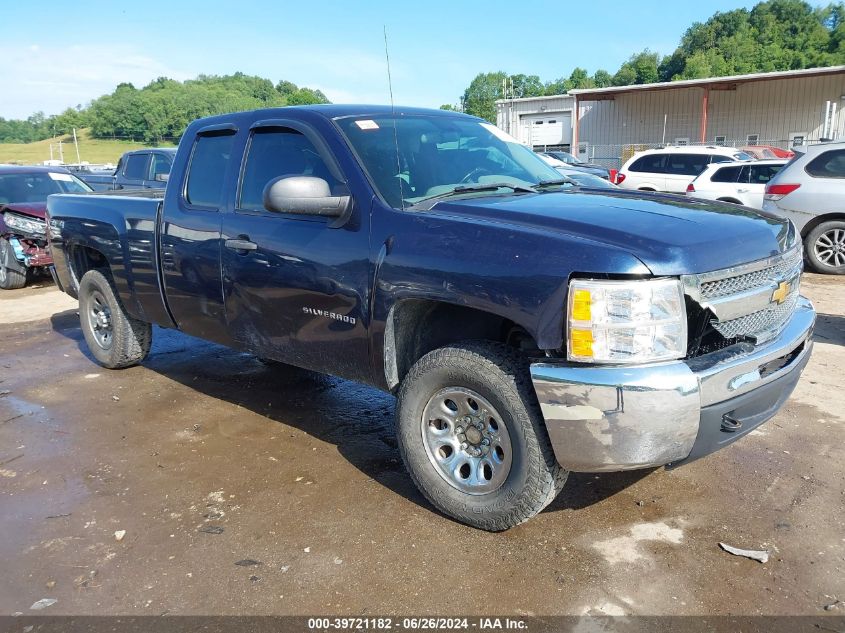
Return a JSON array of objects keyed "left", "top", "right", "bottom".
[{"left": 47, "top": 191, "right": 170, "bottom": 327}]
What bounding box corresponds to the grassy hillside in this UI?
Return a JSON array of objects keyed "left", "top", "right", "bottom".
[{"left": 0, "top": 129, "right": 176, "bottom": 166}]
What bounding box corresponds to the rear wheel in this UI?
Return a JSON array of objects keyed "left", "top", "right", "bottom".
[
  {"left": 0, "top": 238, "right": 26, "bottom": 290},
  {"left": 395, "top": 341, "right": 567, "bottom": 531},
  {"left": 805, "top": 220, "right": 845, "bottom": 274},
  {"left": 78, "top": 269, "right": 152, "bottom": 368}
]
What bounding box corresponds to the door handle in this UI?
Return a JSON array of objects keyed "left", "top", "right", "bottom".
[{"left": 225, "top": 238, "right": 258, "bottom": 251}]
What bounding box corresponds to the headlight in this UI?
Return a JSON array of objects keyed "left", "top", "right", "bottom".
[
  {"left": 567, "top": 278, "right": 687, "bottom": 363},
  {"left": 4, "top": 212, "right": 46, "bottom": 236}
]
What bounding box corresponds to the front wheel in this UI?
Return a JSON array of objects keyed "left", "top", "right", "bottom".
[
  {"left": 395, "top": 341, "right": 567, "bottom": 531},
  {"left": 805, "top": 220, "right": 845, "bottom": 274},
  {"left": 78, "top": 269, "right": 152, "bottom": 368}
]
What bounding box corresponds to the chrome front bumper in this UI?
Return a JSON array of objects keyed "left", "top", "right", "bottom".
[{"left": 530, "top": 296, "right": 816, "bottom": 472}]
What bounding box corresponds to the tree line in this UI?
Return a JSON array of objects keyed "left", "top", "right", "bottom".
[
  {"left": 0, "top": 73, "right": 329, "bottom": 144},
  {"left": 448, "top": 0, "right": 845, "bottom": 122}
]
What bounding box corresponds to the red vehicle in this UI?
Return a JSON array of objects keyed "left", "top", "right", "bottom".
[
  {"left": 740, "top": 145, "right": 795, "bottom": 160},
  {"left": 0, "top": 166, "right": 91, "bottom": 289}
]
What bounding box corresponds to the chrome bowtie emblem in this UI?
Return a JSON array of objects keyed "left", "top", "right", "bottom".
[{"left": 771, "top": 280, "right": 791, "bottom": 305}]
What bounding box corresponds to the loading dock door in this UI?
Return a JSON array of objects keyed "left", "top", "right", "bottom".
[{"left": 522, "top": 112, "right": 572, "bottom": 148}]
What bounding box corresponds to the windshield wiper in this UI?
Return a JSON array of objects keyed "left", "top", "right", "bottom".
[
  {"left": 411, "top": 182, "right": 537, "bottom": 208},
  {"left": 534, "top": 176, "right": 577, "bottom": 189}
]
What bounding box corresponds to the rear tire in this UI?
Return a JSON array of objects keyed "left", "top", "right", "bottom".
[
  {"left": 0, "top": 238, "right": 26, "bottom": 290},
  {"left": 395, "top": 341, "right": 568, "bottom": 531},
  {"left": 805, "top": 220, "right": 845, "bottom": 275},
  {"left": 78, "top": 269, "right": 152, "bottom": 368}
]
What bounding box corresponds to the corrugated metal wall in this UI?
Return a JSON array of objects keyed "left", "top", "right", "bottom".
[{"left": 578, "top": 73, "right": 845, "bottom": 148}]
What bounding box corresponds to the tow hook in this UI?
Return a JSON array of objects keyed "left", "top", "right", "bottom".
[{"left": 721, "top": 414, "right": 742, "bottom": 433}]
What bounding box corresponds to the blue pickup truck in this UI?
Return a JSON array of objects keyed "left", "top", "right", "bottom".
[
  {"left": 78, "top": 148, "right": 176, "bottom": 191},
  {"left": 47, "top": 105, "right": 815, "bottom": 530}
]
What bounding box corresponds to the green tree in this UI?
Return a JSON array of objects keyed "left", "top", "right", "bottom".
[
  {"left": 462, "top": 71, "right": 508, "bottom": 122},
  {"left": 592, "top": 69, "right": 613, "bottom": 87}
]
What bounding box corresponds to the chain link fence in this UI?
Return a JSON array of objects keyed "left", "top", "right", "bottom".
[{"left": 575, "top": 138, "right": 808, "bottom": 170}]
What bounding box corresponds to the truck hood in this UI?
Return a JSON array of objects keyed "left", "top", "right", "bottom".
[
  {"left": 1, "top": 202, "right": 47, "bottom": 219},
  {"left": 431, "top": 189, "right": 791, "bottom": 276}
]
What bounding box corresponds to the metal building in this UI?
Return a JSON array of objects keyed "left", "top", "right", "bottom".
[
  {"left": 496, "top": 94, "right": 576, "bottom": 151},
  {"left": 496, "top": 66, "right": 845, "bottom": 167}
]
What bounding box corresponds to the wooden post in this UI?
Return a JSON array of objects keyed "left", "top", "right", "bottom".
[{"left": 699, "top": 87, "right": 709, "bottom": 144}]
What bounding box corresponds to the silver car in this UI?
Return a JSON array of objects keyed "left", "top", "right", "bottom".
[{"left": 762, "top": 141, "right": 845, "bottom": 274}]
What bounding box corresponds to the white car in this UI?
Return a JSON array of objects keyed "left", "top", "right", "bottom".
[
  {"left": 762, "top": 140, "right": 845, "bottom": 274},
  {"left": 617, "top": 146, "right": 753, "bottom": 193},
  {"left": 686, "top": 159, "right": 787, "bottom": 209}
]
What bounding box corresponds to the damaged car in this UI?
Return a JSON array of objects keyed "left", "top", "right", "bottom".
[{"left": 0, "top": 166, "right": 92, "bottom": 290}]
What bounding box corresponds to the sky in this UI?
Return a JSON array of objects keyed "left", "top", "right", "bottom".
[{"left": 1, "top": 0, "right": 764, "bottom": 120}]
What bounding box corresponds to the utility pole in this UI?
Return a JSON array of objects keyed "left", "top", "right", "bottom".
[{"left": 73, "top": 128, "right": 81, "bottom": 164}]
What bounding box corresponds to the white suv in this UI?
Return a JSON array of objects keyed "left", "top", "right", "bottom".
[
  {"left": 617, "top": 146, "right": 753, "bottom": 193},
  {"left": 686, "top": 159, "right": 787, "bottom": 209},
  {"left": 762, "top": 141, "right": 845, "bottom": 274}
]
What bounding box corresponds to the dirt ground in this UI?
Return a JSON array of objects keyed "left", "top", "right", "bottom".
[{"left": 0, "top": 275, "right": 843, "bottom": 617}]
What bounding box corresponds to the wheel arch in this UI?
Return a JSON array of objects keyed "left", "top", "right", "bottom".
[
  {"left": 799, "top": 213, "right": 845, "bottom": 239},
  {"left": 383, "top": 299, "right": 539, "bottom": 393},
  {"left": 67, "top": 244, "right": 111, "bottom": 291}
]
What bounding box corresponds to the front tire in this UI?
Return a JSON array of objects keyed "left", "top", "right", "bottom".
[
  {"left": 78, "top": 269, "right": 152, "bottom": 368},
  {"left": 805, "top": 220, "right": 845, "bottom": 274},
  {"left": 395, "top": 341, "right": 567, "bottom": 531},
  {"left": 0, "top": 238, "right": 26, "bottom": 290}
]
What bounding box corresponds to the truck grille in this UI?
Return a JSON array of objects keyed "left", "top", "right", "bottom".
[
  {"left": 683, "top": 247, "right": 803, "bottom": 344},
  {"left": 699, "top": 249, "right": 802, "bottom": 300},
  {"left": 711, "top": 292, "right": 799, "bottom": 339}
]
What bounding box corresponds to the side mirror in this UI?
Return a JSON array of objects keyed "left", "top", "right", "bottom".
[
  {"left": 155, "top": 173, "right": 169, "bottom": 182},
  {"left": 263, "top": 176, "right": 350, "bottom": 218}
]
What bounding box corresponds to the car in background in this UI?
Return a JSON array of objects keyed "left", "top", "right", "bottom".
[
  {"left": 617, "top": 146, "right": 753, "bottom": 193},
  {"left": 740, "top": 145, "right": 795, "bottom": 160},
  {"left": 762, "top": 141, "right": 845, "bottom": 274},
  {"left": 555, "top": 166, "right": 617, "bottom": 189},
  {"left": 540, "top": 150, "right": 610, "bottom": 180},
  {"left": 79, "top": 148, "right": 176, "bottom": 191},
  {"left": 686, "top": 159, "right": 787, "bottom": 209},
  {"left": 0, "top": 165, "right": 92, "bottom": 289}
]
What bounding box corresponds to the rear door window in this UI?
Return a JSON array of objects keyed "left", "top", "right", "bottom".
[
  {"left": 186, "top": 134, "right": 236, "bottom": 208},
  {"left": 710, "top": 166, "right": 742, "bottom": 183},
  {"left": 805, "top": 149, "right": 845, "bottom": 178},
  {"left": 123, "top": 154, "right": 149, "bottom": 181},
  {"left": 666, "top": 153, "right": 709, "bottom": 176},
  {"left": 629, "top": 154, "right": 666, "bottom": 173},
  {"left": 748, "top": 164, "right": 783, "bottom": 184}
]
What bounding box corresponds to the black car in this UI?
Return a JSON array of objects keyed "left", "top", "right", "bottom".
[{"left": 542, "top": 151, "right": 610, "bottom": 180}]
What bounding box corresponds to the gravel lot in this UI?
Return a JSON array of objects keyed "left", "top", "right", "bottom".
[{"left": 0, "top": 276, "right": 843, "bottom": 616}]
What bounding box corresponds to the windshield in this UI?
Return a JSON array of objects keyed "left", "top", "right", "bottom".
[
  {"left": 336, "top": 114, "right": 562, "bottom": 209},
  {"left": 0, "top": 172, "right": 91, "bottom": 204}
]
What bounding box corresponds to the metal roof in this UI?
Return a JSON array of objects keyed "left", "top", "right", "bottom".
[{"left": 568, "top": 65, "right": 845, "bottom": 100}]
